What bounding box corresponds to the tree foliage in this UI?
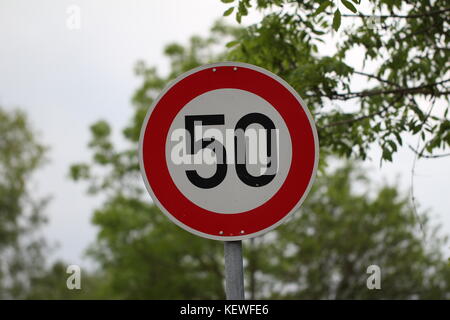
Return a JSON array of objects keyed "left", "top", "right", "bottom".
[
  {"left": 86, "top": 196, "right": 225, "bottom": 299},
  {"left": 0, "top": 107, "right": 48, "bottom": 299},
  {"left": 250, "top": 162, "right": 449, "bottom": 299},
  {"left": 221, "top": 0, "right": 450, "bottom": 161}
]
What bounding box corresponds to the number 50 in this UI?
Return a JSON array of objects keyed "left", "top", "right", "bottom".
[{"left": 184, "top": 113, "right": 278, "bottom": 189}]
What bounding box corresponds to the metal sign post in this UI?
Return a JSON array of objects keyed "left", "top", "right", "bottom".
[{"left": 224, "top": 241, "right": 245, "bottom": 300}]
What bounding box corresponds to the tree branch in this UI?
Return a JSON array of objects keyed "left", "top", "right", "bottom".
[
  {"left": 313, "top": 79, "right": 450, "bottom": 101},
  {"left": 341, "top": 8, "right": 450, "bottom": 19},
  {"left": 322, "top": 96, "right": 404, "bottom": 128},
  {"left": 323, "top": 108, "right": 388, "bottom": 128},
  {"left": 408, "top": 145, "right": 450, "bottom": 159},
  {"left": 353, "top": 70, "right": 399, "bottom": 87}
]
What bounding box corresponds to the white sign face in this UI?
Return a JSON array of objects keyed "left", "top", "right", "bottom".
[
  {"left": 139, "top": 62, "right": 318, "bottom": 241},
  {"left": 166, "top": 88, "right": 292, "bottom": 214}
]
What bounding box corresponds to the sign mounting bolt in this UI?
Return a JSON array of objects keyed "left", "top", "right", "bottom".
[
  {"left": 212, "top": 68, "right": 217, "bottom": 72},
  {"left": 233, "top": 67, "right": 237, "bottom": 71},
  {"left": 219, "top": 231, "right": 224, "bottom": 235}
]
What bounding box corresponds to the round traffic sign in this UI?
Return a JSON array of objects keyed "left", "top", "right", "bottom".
[{"left": 139, "top": 62, "right": 318, "bottom": 241}]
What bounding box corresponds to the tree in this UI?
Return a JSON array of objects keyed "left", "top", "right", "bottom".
[
  {"left": 71, "top": 24, "right": 449, "bottom": 298},
  {"left": 247, "top": 162, "right": 450, "bottom": 299},
  {"left": 0, "top": 107, "right": 48, "bottom": 299},
  {"left": 220, "top": 0, "right": 449, "bottom": 161},
  {"left": 85, "top": 196, "right": 224, "bottom": 299}
]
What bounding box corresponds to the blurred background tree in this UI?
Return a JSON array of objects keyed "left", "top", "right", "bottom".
[
  {"left": 0, "top": 107, "right": 48, "bottom": 299},
  {"left": 252, "top": 162, "right": 449, "bottom": 299}
]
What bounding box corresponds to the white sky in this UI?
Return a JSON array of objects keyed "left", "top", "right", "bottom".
[{"left": 0, "top": 0, "right": 448, "bottom": 269}]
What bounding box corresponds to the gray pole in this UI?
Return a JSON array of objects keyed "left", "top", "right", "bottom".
[{"left": 224, "top": 240, "right": 245, "bottom": 300}]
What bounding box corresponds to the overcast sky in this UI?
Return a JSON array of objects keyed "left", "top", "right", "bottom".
[{"left": 0, "top": 0, "right": 448, "bottom": 268}]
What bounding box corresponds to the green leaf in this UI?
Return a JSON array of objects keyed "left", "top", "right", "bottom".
[
  {"left": 70, "top": 164, "right": 90, "bottom": 181},
  {"left": 333, "top": 10, "right": 341, "bottom": 31},
  {"left": 394, "top": 132, "right": 403, "bottom": 146},
  {"left": 226, "top": 40, "right": 239, "bottom": 48},
  {"left": 313, "top": 1, "right": 332, "bottom": 16},
  {"left": 387, "top": 140, "right": 397, "bottom": 152},
  {"left": 90, "top": 121, "right": 111, "bottom": 138},
  {"left": 382, "top": 147, "right": 393, "bottom": 162},
  {"left": 411, "top": 124, "right": 421, "bottom": 134},
  {"left": 342, "top": 0, "right": 357, "bottom": 13},
  {"left": 236, "top": 12, "right": 242, "bottom": 23},
  {"left": 312, "top": 29, "right": 326, "bottom": 35},
  {"left": 221, "top": 0, "right": 235, "bottom": 3},
  {"left": 223, "top": 7, "right": 234, "bottom": 16}
]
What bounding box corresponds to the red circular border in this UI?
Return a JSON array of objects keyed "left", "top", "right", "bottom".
[{"left": 141, "top": 66, "right": 316, "bottom": 237}]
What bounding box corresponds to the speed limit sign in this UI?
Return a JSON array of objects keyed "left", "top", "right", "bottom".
[{"left": 139, "top": 62, "right": 318, "bottom": 241}]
